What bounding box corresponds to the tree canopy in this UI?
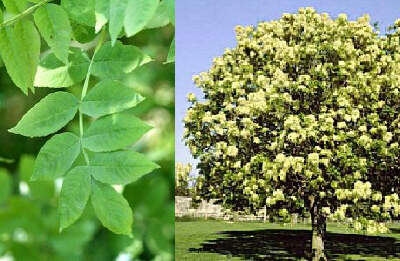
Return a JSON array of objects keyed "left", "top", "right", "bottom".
[{"left": 184, "top": 7, "right": 400, "bottom": 247}]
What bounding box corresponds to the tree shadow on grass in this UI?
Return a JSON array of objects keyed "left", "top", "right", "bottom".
[
  {"left": 390, "top": 228, "right": 400, "bottom": 234},
  {"left": 189, "top": 229, "right": 400, "bottom": 260}
]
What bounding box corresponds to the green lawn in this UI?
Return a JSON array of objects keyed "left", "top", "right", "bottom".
[{"left": 175, "top": 220, "right": 400, "bottom": 260}]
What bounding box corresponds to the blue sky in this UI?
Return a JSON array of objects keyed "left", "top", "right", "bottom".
[{"left": 175, "top": 0, "right": 400, "bottom": 165}]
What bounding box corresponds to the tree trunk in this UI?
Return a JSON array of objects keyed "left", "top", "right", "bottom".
[
  {"left": 311, "top": 203, "right": 327, "bottom": 261},
  {"left": 264, "top": 203, "right": 266, "bottom": 223}
]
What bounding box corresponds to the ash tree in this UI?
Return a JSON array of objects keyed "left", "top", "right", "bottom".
[{"left": 184, "top": 7, "right": 400, "bottom": 260}]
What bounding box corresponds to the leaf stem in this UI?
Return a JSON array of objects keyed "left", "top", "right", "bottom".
[
  {"left": 81, "top": 29, "right": 106, "bottom": 100},
  {"left": 79, "top": 113, "right": 90, "bottom": 165},
  {"left": 79, "top": 28, "right": 107, "bottom": 165},
  {"left": 0, "top": 0, "right": 53, "bottom": 28}
]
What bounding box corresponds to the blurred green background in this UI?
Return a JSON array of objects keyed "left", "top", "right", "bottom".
[{"left": 0, "top": 23, "right": 175, "bottom": 261}]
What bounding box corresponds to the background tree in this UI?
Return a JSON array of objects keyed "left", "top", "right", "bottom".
[
  {"left": 184, "top": 7, "right": 400, "bottom": 260},
  {"left": 175, "top": 162, "right": 192, "bottom": 196}
]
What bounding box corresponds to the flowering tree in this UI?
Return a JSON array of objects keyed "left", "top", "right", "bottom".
[
  {"left": 175, "top": 162, "right": 192, "bottom": 196},
  {"left": 184, "top": 8, "right": 400, "bottom": 260}
]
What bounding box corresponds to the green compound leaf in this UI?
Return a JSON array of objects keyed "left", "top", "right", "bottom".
[
  {"left": 124, "top": 0, "right": 158, "bottom": 37},
  {"left": 166, "top": 37, "right": 175, "bottom": 63},
  {"left": 92, "top": 41, "right": 152, "bottom": 80},
  {"left": 0, "top": 20, "right": 40, "bottom": 94},
  {"left": 145, "top": 0, "right": 170, "bottom": 29},
  {"left": 91, "top": 179, "right": 133, "bottom": 236},
  {"left": 59, "top": 166, "right": 91, "bottom": 232},
  {"left": 2, "top": 0, "right": 27, "bottom": 14},
  {"left": 34, "top": 48, "right": 90, "bottom": 88},
  {"left": 166, "top": 0, "right": 174, "bottom": 25},
  {"left": 32, "top": 132, "right": 80, "bottom": 181},
  {"left": 71, "top": 21, "right": 97, "bottom": 43},
  {"left": 89, "top": 150, "right": 159, "bottom": 185},
  {"left": 94, "top": 0, "right": 109, "bottom": 32},
  {"left": 82, "top": 113, "right": 152, "bottom": 152},
  {"left": 108, "top": 0, "right": 128, "bottom": 44},
  {"left": 80, "top": 80, "right": 145, "bottom": 118},
  {"left": 61, "top": 0, "right": 95, "bottom": 27},
  {"left": 9, "top": 92, "right": 79, "bottom": 137},
  {"left": 0, "top": 168, "right": 11, "bottom": 204},
  {"left": 95, "top": 0, "right": 128, "bottom": 44},
  {"left": 34, "top": 4, "right": 72, "bottom": 64}
]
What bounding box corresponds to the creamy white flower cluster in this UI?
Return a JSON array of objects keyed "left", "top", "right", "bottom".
[{"left": 175, "top": 162, "right": 192, "bottom": 188}]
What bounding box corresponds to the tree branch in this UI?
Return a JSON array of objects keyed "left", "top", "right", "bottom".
[{"left": 0, "top": 0, "right": 53, "bottom": 29}]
